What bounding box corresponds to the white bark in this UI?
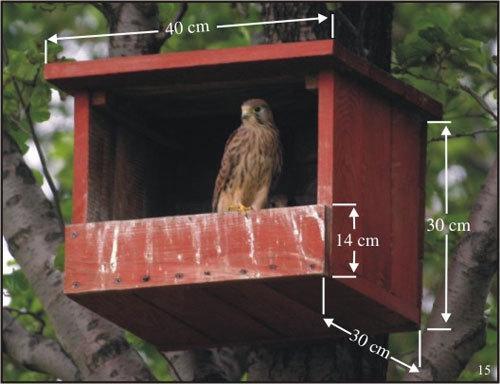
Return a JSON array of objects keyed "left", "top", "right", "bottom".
[
  {"left": 2, "top": 132, "right": 154, "bottom": 381},
  {"left": 2, "top": 309, "right": 80, "bottom": 380},
  {"left": 407, "top": 158, "right": 498, "bottom": 381}
]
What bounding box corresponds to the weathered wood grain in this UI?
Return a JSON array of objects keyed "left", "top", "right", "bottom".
[{"left": 65, "top": 205, "right": 326, "bottom": 293}]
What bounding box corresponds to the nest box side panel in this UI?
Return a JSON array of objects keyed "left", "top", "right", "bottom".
[
  {"left": 390, "top": 108, "right": 427, "bottom": 309},
  {"left": 316, "top": 70, "right": 420, "bottom": 328},
  {"left": 330, "top": 71, "right": 392, "bottom": 286},
  {"left": 72, "top": 92, "right": 90, "bottom": 224}
]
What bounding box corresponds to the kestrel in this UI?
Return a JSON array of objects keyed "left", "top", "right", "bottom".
[{"left": 212, "top": 99, "right": 282, "bottom": 213}]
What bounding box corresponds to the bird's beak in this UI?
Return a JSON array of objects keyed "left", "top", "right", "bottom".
[{"left": 241, "top": 106, "right": 251, "bottom": 120}]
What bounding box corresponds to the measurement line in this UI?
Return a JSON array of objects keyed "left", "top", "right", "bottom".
[
  {"left": 444, "top": 233, "right": 449, "bottom": 314},
  {"left": 331, "top": 13, "right": 335, "bottom": 39},
  {"left": 427, "top": 327, "right": 452, "bottom": 331},
  {"left": 391, "top": 356, "right": 418, "bottom": 372},
  {"left": 418, "top": 330, "right": 422, "bottom": 368},
  {"left": 323, "top": 318, "right": 352, "bottom": 335},
  {"left": 217, "top": 14, "right": 326, "bottom": 29},
  {"left": 49, "top": 30, "right": 159, "bottom": 44},
  {"left": 332, "top": 275, "right": 357, "bottom": 279},
  {"left": 442, "top": 127, "right": 451, "bottom": 215},
  {"left": 331, "top": 322, "right": 351, "bottom": 335},
  {"left": 321, "top": 277, "right": 325, "bottom": 315},
  {"left": 427, "top": 120, "right": 452, "bottom": 124},
  {"left": 332, "top": 203, "right": 357, "bottom": 206},
  {"left": 43, "top": 39, "right": 48, "bottom": 64}
]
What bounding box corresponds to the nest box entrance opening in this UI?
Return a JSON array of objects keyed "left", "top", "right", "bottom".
[{"left": 87, "top": 81, "right": 318, "bottom": 222}]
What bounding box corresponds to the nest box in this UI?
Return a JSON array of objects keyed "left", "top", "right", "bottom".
[{"left": 45, "top": 40, "right": 441, "bottom": 351}]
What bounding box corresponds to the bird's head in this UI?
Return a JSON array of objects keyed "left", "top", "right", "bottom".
[{"left": 241, "top": 99, "right": 274, "bottom": 126}]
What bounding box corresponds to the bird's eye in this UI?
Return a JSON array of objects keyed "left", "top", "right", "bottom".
[{"left": 254, "top": 106, "right": 262, "bottom": 113}]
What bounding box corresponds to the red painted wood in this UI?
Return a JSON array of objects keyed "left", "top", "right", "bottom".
[
  {"left": 74, "top": 290, "right": 213, "bottom": 350},
  {"left": 64, "top": 205, "right": 326, "bottom": 294},
  {"left": 44, "top": 40, "right": 441, "bottom": 118},
  {"left": 317, "top": 71, "right": 335, "bottom": 205},
  {"left": 72, "top": 92, "right": 90, "bottom": 223},
  {"left": 134, "top": 285, "right": 278, "bottom": 344},
  {"left": 207, "top": 281, "right": 326, "bottom": 338},
  {"left": 57, "top": 39, "right": 440, "bottom": 345},
  {"left": 390, "top": 108, "right": 426, "bottom": 309}
]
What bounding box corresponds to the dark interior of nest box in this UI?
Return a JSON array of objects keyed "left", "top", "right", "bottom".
[{"left": 86, "top": 77, "right": 318, "bottom": 222}]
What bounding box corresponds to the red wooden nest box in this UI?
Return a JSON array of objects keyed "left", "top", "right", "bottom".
[{"left": 45, "top": 40, "right": 441, "bottom": 351}]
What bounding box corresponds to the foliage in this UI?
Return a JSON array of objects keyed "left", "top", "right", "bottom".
[
  {"left": 388, "top": 3, "right": 497, "bottom": 381},
  {"left": 2, "top": 2, "right": 497, "bottom": 382}
]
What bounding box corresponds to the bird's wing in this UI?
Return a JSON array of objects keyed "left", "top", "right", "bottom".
[
  {"left": 271, "top": 138, "right": 283, "bottom": 191},
  {"left": 212, "top": 127, "right": 244, "bottom": 212}
]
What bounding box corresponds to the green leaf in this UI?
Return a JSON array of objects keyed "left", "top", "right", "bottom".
[
  {"left": 54, "top": 243, "right": 65, "bottom": 272},
  {"left": 31, "top": 108, "right": 50, "bottom": 122},
  {"left": 32, "top": 169, "right": 44, "bottom": 186},
  {"left": 7, "top": 127, "right": 30, "bottom": 154}
]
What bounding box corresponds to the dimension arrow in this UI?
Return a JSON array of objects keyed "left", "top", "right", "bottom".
[
  {"left": 323, "top": 318, "right": 352, "bottom": 335},
  {"left": 442, "top": 126, "right": 451, "bottom": 214},
  {"left": 441, "top": 233, "right": 451, "bottom": 322},
  {"left": 216, "top": 13, "right": 327, "bottom": 29},
  {"left": 321, "top": 277, "right": 325, "bottom": 315},
  {"left": 349, "top": 207, "right": 359, "bottom": 230},
  {"left": 349, "top": 250, "right": 359, "bottom": 272},
  {"left": 48, "top": 29, "right": 160, "bottom": 44},
  {"left": 390, "top": 356, "right": 419, "bottom": 373}
]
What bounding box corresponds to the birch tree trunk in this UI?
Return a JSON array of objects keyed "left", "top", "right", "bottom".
[{"left": 2, "top": 133, "right": 154, "bottom": 381}]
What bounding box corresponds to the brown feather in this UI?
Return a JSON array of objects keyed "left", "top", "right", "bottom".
[{"left": 212, "top": 99, "right": 282, "bottom": 213}]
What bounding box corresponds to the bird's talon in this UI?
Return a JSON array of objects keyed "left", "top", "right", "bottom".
[{"left": 238, "top": 204, "right": 252, "bottom": 213}]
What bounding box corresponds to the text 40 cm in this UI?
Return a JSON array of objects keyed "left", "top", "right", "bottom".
[{"left": 166, "top": 21, "right": 210, "bottom": 35}]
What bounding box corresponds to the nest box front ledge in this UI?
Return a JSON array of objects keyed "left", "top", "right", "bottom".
[{"left": 64, "top": 204, "right": 327, "bottom": 294}]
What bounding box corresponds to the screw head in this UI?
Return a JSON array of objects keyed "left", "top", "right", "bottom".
[
  {"left": 239, "top": 269, "right": 247, "bottom": 275},
  {"left": 175, "top": 273, "right": 183, "bottom": 279},
  {"left": 204, "top": 271, "right": 211, "bottom": 276},
  {"left": 269, "top": 264, "right": 277, "bottom": 270},
  {"left": 114, "top": 277, "right": 121, "bottom": 284},
  {"left": 142, "top": 275, "right": 150, "bottom": 282},
  {"left": 72, "top": 281, "right": 80, "bottom": 288},
  {"left": 71, "top": 231, "right": 78, "bottom": 239}
]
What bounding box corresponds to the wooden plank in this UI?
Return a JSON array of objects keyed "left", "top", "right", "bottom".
[
  {"left": 358, "top": 81, "right": 392, "bottom": 289},
  {"left": 269, "top": 276, "right": 416, "bottom": 334},
  {"left": 111, "top": 126, "right": 147, "bottom": 220},
  {"left": 390, "top": 107, "right": 426, "bottom": 310},
  {"left": 44, "top": 40, "right": 441, "bottom": 117},
  {"left": 317, "top": 71, "right": 335, "bottom": 205},
  {"left": 72, "top": 92, "right": 90, "bottom": 224},
  {"left": 135, "top": 285, "right": 278, "bottom": 344},
  {"left": 73, "top": 290, "right": 212, "bottom": 350},
  {"left": 64, "top": 205, "right": 326, "bottom": 294},
  {"left": 330, "top": 74, "right": 392, "bottom": 288},
  {"left": 87, "top": 109, "right": 115, "bottom": 222},
  {"left": 207, "top": 281, "right": 326, "bottom": 338},
  {"left": 329, "top": 74, "right": 363, "bottom": 278}
]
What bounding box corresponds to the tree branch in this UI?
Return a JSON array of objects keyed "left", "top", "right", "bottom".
[
  {"left": 406, "top": 157, "right": 498, "bottom": 381},
  {"left": 155, "top": 3, "right": 188, "bottom": 48},
  {"left": 163, "top": 347, "right": 248, "bottom": 381},
  {"left": 2, "top": 131, "right": 154, "bottom": 381},
  {"left": 2, "top": 309, "right": 80, "bottom": 381},
  {"left": 3, "top": 307, "right": 46, "bottom": 335},
  {"left": 428, "top": 128, "right": 498, "bottom": 143},
  {"left": 458, "top": 82, "right": 498, "bottom": 120}
]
